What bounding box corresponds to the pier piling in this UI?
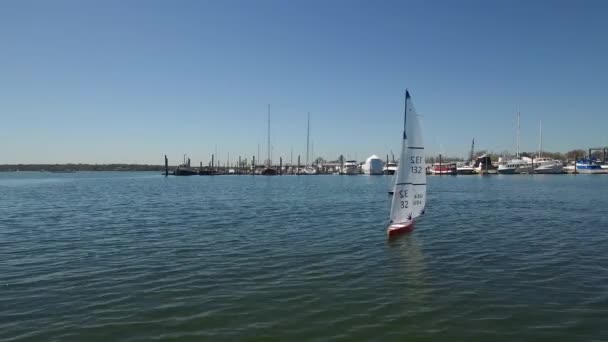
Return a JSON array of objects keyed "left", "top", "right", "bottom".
[
  {"left": 164, "top": 155, "right": 168, "bottom": 176},
  {"left": 531, "top": 156, "right": 534, "bottom": 174}
]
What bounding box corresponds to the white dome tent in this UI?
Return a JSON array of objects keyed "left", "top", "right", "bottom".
[{"left": 362, "top": 155, "right": 384, "bottom": 175}]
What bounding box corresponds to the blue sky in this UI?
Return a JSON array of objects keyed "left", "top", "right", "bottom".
[{"left": 1, "top": 0, "right": 607, "bottom": 164}]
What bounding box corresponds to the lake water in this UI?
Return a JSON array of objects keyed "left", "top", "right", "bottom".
[{"left": 1, "top": 172, "right": 607, "bottom": 341}]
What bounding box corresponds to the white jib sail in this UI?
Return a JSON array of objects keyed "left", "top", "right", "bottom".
[{"left": 389, "top": 91, "right": 426, "bottom": 224}]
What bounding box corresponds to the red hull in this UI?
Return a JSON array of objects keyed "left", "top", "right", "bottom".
[{"left": 387, "top": 221, "right": 415, "bottom": 237}]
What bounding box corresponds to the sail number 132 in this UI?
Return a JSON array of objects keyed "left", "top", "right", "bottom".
[
  {"left": 410, "top": 156, "right": 423, "bottom": 173},
  {"left": 411, "top": 166, "right": 423, "bottom": 173}
]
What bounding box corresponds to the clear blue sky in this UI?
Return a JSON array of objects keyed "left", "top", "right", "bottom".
[{"left": 1, "top": 0, "right": 607, "bottom": 164}]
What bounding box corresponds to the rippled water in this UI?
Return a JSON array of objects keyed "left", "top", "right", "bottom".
[{"left": 1, "top": 172, "right": 608, "bottom": 341}]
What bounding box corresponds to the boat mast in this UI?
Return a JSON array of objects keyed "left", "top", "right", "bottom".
[
  {"left": 267, "top": 104, "right": 271, "bottom": 167},
  {"left": 539, "top": 120, "right": 543, "bottom": 158},
  {"left": 403, "top": 90, "right": 409, "bottom": 140},
  {"left": 306, "top": 112, "right": 310, "bottom": 166},
  {"left": 516, "top": 111, "right": 520, "bottom": 158},
  {"left": 470, "top": 138, "right": 475, "bottom": 162}
]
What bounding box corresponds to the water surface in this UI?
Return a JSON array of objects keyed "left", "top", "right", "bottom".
[{"left": 1, "top": 172, "right": 607, "bottom": 341}]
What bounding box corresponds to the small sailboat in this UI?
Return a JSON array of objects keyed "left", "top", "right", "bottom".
[
  {"left": 534, "top": 121, "right": 563, "bottom": 174},
  {"left": 497, "top": 111, "right": 532, "bottom": 174},
  {"left": 302, "top": 112, "right": 318, "bottom": 175},
  {"left": 261, "top": 104, "right": 278, "bottom": 176},
  {"left": 387, "top": 90, "right": 426, "bottom": 237}
]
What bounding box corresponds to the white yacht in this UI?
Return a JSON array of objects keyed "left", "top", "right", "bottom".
[
  {"left": 495, "top": 157, "right": 507, "bottom": 169},
  {"left": 533, "top": 158, "right": 563, "bottom": 174},
  {"left": 563, "top": 159, "right": 604, "bottom": 174},
  {"left": 383, "top": 162, "right": 398, "bottom": 175},
  {"left": 564, "top": 164, "right": 576, "bottom": 173},
  {"left": 575, "top": 158, "right": 605, "bottom": 174},
  {"left": 531, "top": 121, "right": 563, "bottom": 174},
  {"left": 456, "top": 162, "right": 475, "bottom": 174},
  {"left": 497, "top": 157, "right": 532, "bottom": 174},
  {"left": 341, "top": 160, "right": 359, "bottom": 175},
  {"left": 498, "top": 112, "right": 532, "bottom": 174}
]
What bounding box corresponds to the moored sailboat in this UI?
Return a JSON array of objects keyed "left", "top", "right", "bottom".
[
  {"left": 533, "top": 121, "right": 563, "bottom": 174},
  {"left": 497, "top": 111, "right": 531, "bottom": 174},
  {"left": 261, "top": 104, "right": 278, "bottom": 176},
  {"left": 387, "top": 90, "right": 426, "bottom": 237}
]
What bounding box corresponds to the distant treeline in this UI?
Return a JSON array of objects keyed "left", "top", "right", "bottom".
[{"left": 0, "top": 164, "right": 165, "bottom": 172}]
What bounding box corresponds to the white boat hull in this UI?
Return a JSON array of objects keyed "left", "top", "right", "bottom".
[
  {"left": 456, "top": 167, "right": 475, "bottom": 175},
  {"left": 341, "top": 163, "right": 359, "bottom": 175},
  {"left": 534, "top": 164, "right": 563, "bottom": 174},
  {"left": 564, "top": 165, "right": 606, "bottom": 174},
  {"left": 303, "top": 166, "right": 317, "bottom": 175},
  {"left": 575, "top": 168, "right": 606, "bottom": 174}
]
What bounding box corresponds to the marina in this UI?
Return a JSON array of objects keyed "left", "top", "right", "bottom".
[
  {"left": 156, "top": 149, "right": 608, "bottom": 177},
  {"left": 2, "top": 0, "right": 608, "bottom": 340}
]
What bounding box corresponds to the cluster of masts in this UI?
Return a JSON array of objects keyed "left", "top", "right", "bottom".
[
  {"left": 165, "top": 107, "right": 608, "bottom": 176},
  {"left": 165, "top": 153, "right": 390, "bottom": 176},
  {"left": 167, "top": 104, "right": 321, "bottom": 176}
]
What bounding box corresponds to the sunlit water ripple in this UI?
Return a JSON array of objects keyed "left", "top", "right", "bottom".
[{"left": 1, "top": 172, "right": 607, "bottom": 341}]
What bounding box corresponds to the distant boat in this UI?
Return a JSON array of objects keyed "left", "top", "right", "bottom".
[
  {"left": 563, "top": 163, "right": 576, "bottom": 173},
  {"left": 303, "top": 166, "right": 317, "bottom": 175},
  {"left": 534, "top": 158, "right": 563, "bottom": 174},
  {"left": 174, "top": 155, "right": 197, "bottom": 176},
  {"left": 387, "top": 90, "right": 426, "bottom": 237},
  {"left": 575, "top": 158, "right": 604, "bottom": 174},
  {"left": 340, "top": 160, "right": 359, "bottom": 175},
  {"left": 456, "top": 162, "right": 475, "bottom": 175},
  {"left": 383, "top": 162, "right": 398, "bottom": 175},
  {"left": 473, "top": 155, "right": 497, "bottom": 174},
  {"left": 261, "top": 104, "right": 278, "bottom": 176},
  {"left": 430, "top": 162, "right": 457, "bottom": 175},
  {"left": 532, "top": 121, "right": 563, "bottom": 174},
  {"left": 261, "top": 168, "right": 278, "bottom": 175},
  {"left": 497, "top": 157, "right": 531, "bottom": 174},
  {"left": 301, "top": 112, "right": 317, "bottom": 175},
  {"left": 498, "top": 111, "right": 531, "bottom": 174},
  {"left": 456, "top": 139, "right": 476, "bottom": 175}
]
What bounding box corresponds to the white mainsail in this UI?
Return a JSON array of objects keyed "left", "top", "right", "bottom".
[{"left": 389, "top": 91, "right": 426, "bottom": 225}]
